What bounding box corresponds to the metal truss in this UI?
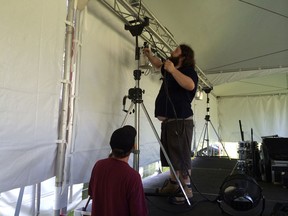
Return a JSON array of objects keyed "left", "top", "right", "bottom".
[{"left": 98, "top": 0, "right": 212, "bottom": 89}]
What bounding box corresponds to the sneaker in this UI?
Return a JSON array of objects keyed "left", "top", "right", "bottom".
[
  {"left": 169, "top": 184, "right": 193, "bottom": 205},
  {"left": 157, "top": 178, "right": 179, "bottom": 195}
]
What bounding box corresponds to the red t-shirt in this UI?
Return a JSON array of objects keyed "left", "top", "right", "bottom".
[{"left": 88, "top": 158, "right": 148, "bottom": 216}]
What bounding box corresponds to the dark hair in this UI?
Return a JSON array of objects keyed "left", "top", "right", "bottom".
[
  {"left": 109, "top": 148, "right": 132, "bottom": 158},
  {"left": 180, "top": 44, "right": 195, "bottom": 68}
]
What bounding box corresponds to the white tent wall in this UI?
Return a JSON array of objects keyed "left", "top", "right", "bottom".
[
  {"left": 70, "top": 0, "right": 168, "bottom": 183},
  {"left": 0, "top": 0, "right": 66, "bottom": 193},
  {"left": 0, "top": 0, "right": 220, "bottom": 214},
  {"left": 67, "top": 0, "right": 220, "bottom": 185},
  {"left": 0, "top": 0, "right": 71, "bottom": 215},
  {"left": 218, "top": 94, "right": 288, "bottom": 143}
]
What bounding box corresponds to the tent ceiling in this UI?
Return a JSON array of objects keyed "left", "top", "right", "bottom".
[
  {"left": 210, "top": 72, "right": 288, "bottom": 97},
  {"left": 142, "top": 0, "right": 288, "bottom": 96}
]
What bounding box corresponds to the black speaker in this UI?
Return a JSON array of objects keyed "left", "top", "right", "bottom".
[
  {"left": 260, "top": 137, "right": 288, "bottom": 182},
  {"left": 262, "top": 138, "right": 288, "bottom": 161}
]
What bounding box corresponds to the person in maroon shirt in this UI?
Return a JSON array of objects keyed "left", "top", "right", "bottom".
[{"left": 88, "top": 125, "right": 148, "bottom": 216}]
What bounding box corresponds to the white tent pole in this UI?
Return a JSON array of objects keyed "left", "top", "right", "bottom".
[
  {"left": 31, "top": 185, "right": 36, "bottom": 216},
  {"left": 64, "top": 7, "right": 83, "bottom": 206},
  {"left": 14, "top": 187, "right": 25, "bottom": 216},
  {"left": 36, "top": 183, "right": 41, "bottom": 216},
  {"left": 31, "top": 183, "right": 40, "bottom": 216},
  {"left": 69, "top": 4, "right": 83, "bottom": 178},
  {"left": 54, "top": 0, "right": 75, "bottom": 215}
]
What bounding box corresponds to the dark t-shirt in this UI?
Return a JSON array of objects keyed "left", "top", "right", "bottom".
[
  {"left": 155, "top": 65, "right": 198, "bottom": 118},
  {"left": 88, "top": 158, "right": 148, "bottom": 216}
]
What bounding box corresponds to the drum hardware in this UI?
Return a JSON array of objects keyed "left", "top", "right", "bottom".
[{"left": 232, "top": 121, "right": 261, "bottom": 180}]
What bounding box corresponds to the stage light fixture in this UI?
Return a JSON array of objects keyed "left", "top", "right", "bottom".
[
  {"left": 195, "top": 89, "right": 203, "bottom": 100},
  {"left": 217, "top": 174, "right": 265, "bottom": 216}
]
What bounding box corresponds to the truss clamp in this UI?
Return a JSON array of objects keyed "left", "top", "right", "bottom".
[{"left": 125, "top": 17, "right": 149, "bottom": 37}]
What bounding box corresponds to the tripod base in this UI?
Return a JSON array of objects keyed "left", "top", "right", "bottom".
[
  {"left": 196, "top": 119, "right": 230, "bottom": 159},
  {"left": 122, "top": 101, "right": 192, "bottom": 206}
]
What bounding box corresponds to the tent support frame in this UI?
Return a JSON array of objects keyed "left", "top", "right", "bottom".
[{"left": 54, "top": 0, "right": 75, "bottom": 215}]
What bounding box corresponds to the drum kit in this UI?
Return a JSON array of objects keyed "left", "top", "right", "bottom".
[
  {"left": 235, "top": 121, "right": 261, "bottom": 180},
  {"left": 237, "top": 141, "right": 260, "bottom": 178}
]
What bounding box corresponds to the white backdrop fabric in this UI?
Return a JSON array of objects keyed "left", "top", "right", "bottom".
[
  {"left": 0, "top": 0, "right": 66, "bottom": 192},
  {"left": 4, "top": 0, "right": 284, "bottom": 197},
  {"left": 69, "top": 0, "right": 168, "bottom": 184},
  {"left": 67, "top": 0, "right": 221, "bottom": 185},
  {"left": 0, "top": 0, "right": 221, "bottom": 193},
  {"left": 1, "top": 0, "right": 287, "bottom": 214},
  {"left": 218, "top": 94, "right": 288, "bottom": 142}
]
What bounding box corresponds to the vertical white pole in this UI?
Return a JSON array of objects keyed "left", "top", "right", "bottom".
[{"left": 54, "top": 0, "right": 75, "bottom": 215}]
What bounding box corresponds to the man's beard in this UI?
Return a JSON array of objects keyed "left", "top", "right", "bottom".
[{"left": 168, "top": 56, "right": 180, "bottom": 66}]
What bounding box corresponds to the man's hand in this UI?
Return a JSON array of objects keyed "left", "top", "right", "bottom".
[
  {"left": 143, "top": 48, "right": 163, "bottom": 69},
  {"left": 143, "top": 48, "right": 151, "bottom": 57},
  {"left": 164, "top": 59, "right": 195, "bottom": 91},
  {"left": 164, "top": 59, "right": 176, "bottom": 74}
]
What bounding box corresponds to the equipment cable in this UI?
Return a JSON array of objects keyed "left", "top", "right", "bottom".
[
  {"left": 141, "top": 32, "right": 218, "bottom": 207},
  {"left": 155, "top": 45, "right": 218, "bottom": 204},
  {"left": 164, "top": 71, "right": 218, "bottom": 203}
]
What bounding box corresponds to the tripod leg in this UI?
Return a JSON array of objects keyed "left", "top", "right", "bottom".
[
  {"left": 121, "top": 103, "right": 134, "bottom": 126},
  {"left": 202, "top": 123, "right": 208, "bottom": 150},
  {"left": 196, "top": 121, "right": 206, "bottom": 156},
  {"left": 133, "top": 102, "right": 141, "bottom": 171},
  {"left": 121, "top": 102, "right": 140, "bottom": 170},
  {"left": 140, "top": 103, "right": 191, "bottom": 206},
  {"left": 209, "top": 121, "right": 230, "bottom": 159},
  {"left": 204, "top": 122, "right": 210, "bottom": 156},
  {"left": 196, "top": 121, "right": 210, "bottom": 156}
]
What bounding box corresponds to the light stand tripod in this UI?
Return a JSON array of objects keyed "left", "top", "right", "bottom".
[
  {"left": 121, "top": 18, "right": 191, "bottom": 205},
  {"left": 196, "top": 87, "right": 230, "bottom": 158}
]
